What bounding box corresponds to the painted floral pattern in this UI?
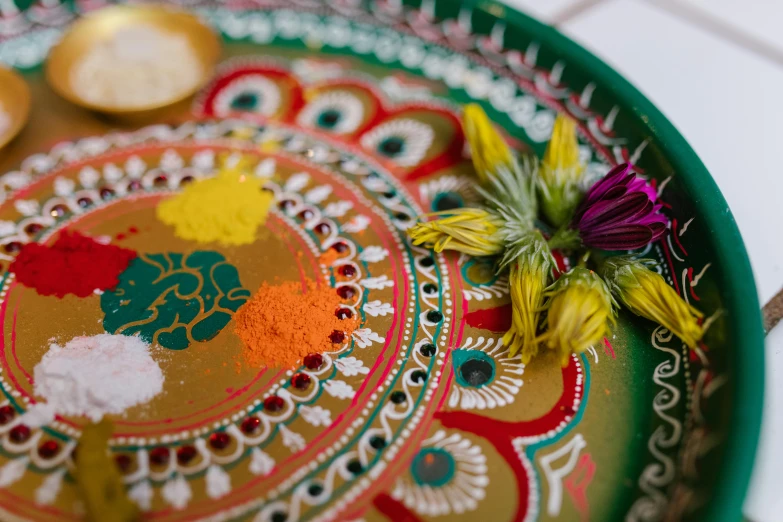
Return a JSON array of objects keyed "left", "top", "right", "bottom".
[{"left": 101, "top": 251, "right": 250, "bottom": 350}]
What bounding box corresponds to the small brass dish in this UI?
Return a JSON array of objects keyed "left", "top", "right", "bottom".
[
  {"left": 45, "top": 5, "right": 221, "bottom": 118},
  {"left": 0, "top": 66, "right": 31, "bottom": 150}
]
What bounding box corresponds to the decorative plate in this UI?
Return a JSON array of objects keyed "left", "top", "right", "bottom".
[{"left": 0, "top": 1, "right": 764, "bottom": 521}]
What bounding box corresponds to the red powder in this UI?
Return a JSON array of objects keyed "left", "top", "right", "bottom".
[{"left": 10, "top": 230, "right": 137, "bottom": 298}]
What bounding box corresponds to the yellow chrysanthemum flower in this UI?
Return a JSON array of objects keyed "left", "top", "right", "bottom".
[
  {"left": 408, "top": 208, "right": 505, "bottom": 257},
  {"left": 603, "top": 256, "right": 704, "bottom": 348},
  {"left": 538, "top": 114, "right": 585, "bottom": 228},
  {"left": 543, "top": 114, "right": 582, "bottom": 173},
  {"left": 540, "top": 267, "right": 616, "bottom": 366},
  {"left": 502, "top": 230, "right": 553, "bottom": 362},
  {"left": 462, "top": 103, "right": 515, "bottom": 184}
]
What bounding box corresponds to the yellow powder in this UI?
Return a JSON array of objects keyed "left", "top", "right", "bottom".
[{"left": 157, "top": 164, "right": 274, "bottom": 245}]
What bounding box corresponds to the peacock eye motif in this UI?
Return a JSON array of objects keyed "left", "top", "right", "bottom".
[
  {"left": 360, "top": 118, "right": 434, "bottom": 167},
  {"left": 448, "top": 337, "right": 525, "bottom": 411},
  {"left": 212, "top": 74, "right": 282, "bottom": 117},
  {"left": 419, "top": 175, "right": 480, "bottom": 212},
  {"left": 297, "top": 91, "right": 365, "bottom": 134}
]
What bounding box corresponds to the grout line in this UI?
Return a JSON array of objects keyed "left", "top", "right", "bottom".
[
  {"left": 644, "top": 0, "right": 783, "bottom": 69},
  {"left": 549, "top": 0, "right": 609, "bottom": 26}
]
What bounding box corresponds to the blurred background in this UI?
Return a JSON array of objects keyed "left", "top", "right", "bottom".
[{"left": 501, "top": 1, "right": 782, "bottom": 520}]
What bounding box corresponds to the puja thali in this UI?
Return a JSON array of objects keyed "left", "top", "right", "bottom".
[{"left": 0, "top": 1, "right": 764, "bottom": 521}]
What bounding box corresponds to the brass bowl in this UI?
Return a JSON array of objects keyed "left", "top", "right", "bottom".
[
  {"left": 45, "top": 5, "right": 221, "bottom": 119},
  {"left": 0, "top": 67, "right": 31, "bottom": 150}
]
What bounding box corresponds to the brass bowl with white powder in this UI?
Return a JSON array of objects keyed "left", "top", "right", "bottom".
[
  {"left": 0, "top": 66, "right": 31, "bottom": 150},
  {"left": 46, "top": 5, "right": 221, "bottom": 118}
]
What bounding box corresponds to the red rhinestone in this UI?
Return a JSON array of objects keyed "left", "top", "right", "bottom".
[
  {"left": 331, "top": 242, "right": 348, "bottom": 254},
  {"left": 264, "top": 396, "right": 284, "bottom": 412},
  {"left": 335, "top": 308, "right": 353, "bottom": 320},
  {"left": 24, "top": 223, "right": 43, "bottom": 235},
  {"left": 330, "top": 330, "right": 345, "bottom": 344},
  {"left": 0, "top": 405, "right": 16, "bottom": 425},
  {"left": 99, "top": 187, "right": 115, "bottom": 199},
  {"left": 4, "top": 242, "right": 22, "bottom": 254},
  {"left": 241, "top": 416, "right": 261, "bottom": 434},
  {"left": 314, "top": 223, "right": 331, "bottom": 235},
  {"left": 77, "top": 197, "right": 93, "bottom": 208},
  {"left": 176, "top": 445, "right": 197, "bottom": 465},
  {"left": 291, "top": 373, "right": 312, "bottom": 390},
  {"left": 298, "top": 209, "right": 314, "bottom": 220},
  {"left": 304, "top": 353, "right": 324, "bottom": 370},
  {"left": 153, "top": 175, "right": 168, "bottom": 186},
  {"left": 339, "top": 265, "right": 356, "bottom": 277},
  {"left": 180, "top": 175, "right": 194, "bottom": 185},
  {"left": 209, "top": 432, "right": 231, "bottom": 450},
  {"left": 337, "top": 286, "right": 355, "bottom": 300},
  {"left": 114, "top": 454, "right": 132, "bottom": 472},
  {"left": 38, "top": 440, "right": 59, "bottom": 458},
  {"left": 9, "top": 425, "right": 30, "bottom": 443},
  {"left": 149, "top": 446, "right": 170, "bottom": 465},
  {"left": 278, "top": 199, "right": 295, "bottom": 211},
  {"left": 127, "top": 180, "right": 143, "bottom": 192},
  {"left": 50, "top": 204, "right": 68, "bottom": 217}
]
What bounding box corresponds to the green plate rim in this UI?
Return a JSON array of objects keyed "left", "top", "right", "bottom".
[{"left": 464, "top": 0, "right": 765, "bottom": 519}]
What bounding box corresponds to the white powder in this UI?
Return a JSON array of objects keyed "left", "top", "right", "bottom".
[
  {"left": 0, "top": 102, "right": 10, "bottom": 137},
  {"left": 71, "top": 24, "right": 202, "bottom": 108},
  {"left": 33, "top": 333, "right": 165, "bottom": 421}
]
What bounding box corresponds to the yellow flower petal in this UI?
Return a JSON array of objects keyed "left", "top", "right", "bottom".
[
  {"left": 543, "top": 114, "right": 582, "bottom": 174},
  {"left": 462, "top": 104, "right": 514, "bottom": 183},
  {"left": 408, "top": 208, "right": 505, "bottom": 257},
  {"left": 504, "top": 261, "right": 547, "bottom": 362},
  {"left": 502, "top": 230, "right": 553, "bottom": 363},
  {"left": 540, "top": 267, "right": 615, "bottom": 366},
  {"left": 604, "top": 257, "right": 704, "bottom": 348},
  {"left": 538, "top": 114, "right": 585, "bottom": 227}
]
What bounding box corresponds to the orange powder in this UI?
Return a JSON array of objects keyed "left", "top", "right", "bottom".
[
  {"left": 234, "top": 279, "right": 358, "bottom": 368},
  {"left": 318, "top": 248, "right": 340, "bottom": 267}
]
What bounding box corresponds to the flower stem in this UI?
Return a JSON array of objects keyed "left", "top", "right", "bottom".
[{"left": 547, "top": 227, "right": 581, "bottom": 251}]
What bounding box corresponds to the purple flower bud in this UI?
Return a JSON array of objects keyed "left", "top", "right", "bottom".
[{"left": 572, "top": 163, "right": 667, "bottom": 250}]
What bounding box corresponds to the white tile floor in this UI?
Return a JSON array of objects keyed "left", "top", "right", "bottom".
[{"left": 501, "top": 1, "right": 783, "bottom": 520}]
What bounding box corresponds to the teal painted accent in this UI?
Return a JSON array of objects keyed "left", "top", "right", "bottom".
[
  {"left": 316, "top": 109, "right": 341, "bottom": 130},
  {"left": 431, "top": 192, "right": 464, "bottom": 212},
  {"left": 231, "top": 92, "right": 259, "bottom": 111},
  {"left": 101, "top": 251, "right": 250, "bottom": 350},
  {"left": 526, "top": 354, "right": 591, "bottom": 455},
  {"left": 410, "top": 448, "right": 456, "bottom": 487},
  {"left": 461, "top": 258, "right": 499, "bottom": 288},
  {"left": 452, "top": 349, "right": 496, "bottom": 388},
  {"left": 377, "top": 136, "right": 405, "bottom": 158}
]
